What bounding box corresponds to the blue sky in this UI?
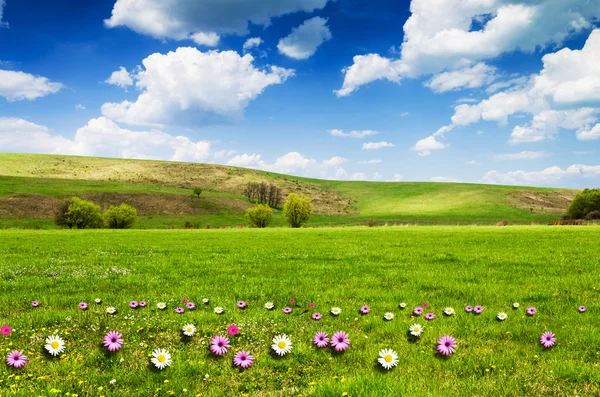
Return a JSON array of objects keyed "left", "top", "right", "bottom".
[{"left": 0, "top": 0, "right": 599, "bottom": 187}]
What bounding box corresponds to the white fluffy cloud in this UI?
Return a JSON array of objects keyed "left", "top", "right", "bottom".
[
  {"left": 101, "top": 47, "right": 294, "bottom": 127},
  {"left": 483, "top": 164, "right": 600, "bottom": 186},
  {"left": 362, "top": 141, "right": 395, "bottom": 150},
  {"left": 228, "top": 153, "right": 262, "bottom": 167},
  {"left": 329, "top": 129, "right": 377, "bottom": 138},
  {"left": 411, "top": 134, "right": 447, "bottom": 156},
  {"left": 75, "top": 104, "right": 86, "bottom": 110},
  {"left": 0, "top": 69, "right": 62, "bottom": 101},
  {"left": 0, "top": 0, "right": 6, "bottom": 27},
  {"left": 277, "top": 17, "right": 331, "bottom": 60},
  {"left": 576, "top": 124, "right": 600, "bottom": 141},
  {"left": 494, "top": 151, "right": 551, "bottom": 160},
  {"left": 243, "top": 37, "right": 263, "bottom": 52},
  {"left": 105, "top": 0, "right": 330, "bottom": 44},
  {"left": 336, "top": 0, "right": 599, "bottom": 96},
  {"left": 426, "top": 63, "right": 497, "bottom": 93},
  {"left": 322, "top": 156, "right": 347, "bottom": 168},
  {"left": 105, "top": 66, "right": 134, "bottom": 88},
  {"left": 0, "top": 117, "right": 211, "bottom": 162}
]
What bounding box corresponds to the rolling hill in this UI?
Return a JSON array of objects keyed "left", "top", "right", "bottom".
[{"left": 0, "top": 153, "right": 578, "bottom": 228}]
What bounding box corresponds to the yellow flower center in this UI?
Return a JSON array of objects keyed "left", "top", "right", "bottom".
[
  {"left": 157, "top": 354, "right": 166, "bottom": 363},
  {"left": 278, "top": 341, "right": 287, "bottom": 349},
  {"left": 186, "top": 327, "right": 192, "bottom": 332},
  {"left": 384, "top": 354, "right": 393, "bottom": 363},
  {"left": 414, "top": 327, "right": 420, "bottom": 332},
  {"left": 51, "top": 341, "right": 59, "bottom": 349}
]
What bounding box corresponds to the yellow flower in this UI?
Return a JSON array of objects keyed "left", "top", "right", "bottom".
[
  {"left": 98, "top": 386, "right": 103, "bottom": 391},
  {"left": 342, "top": 393, "right": 348, "bottom": 396},
  {"left": 164, "top": 380, "right": 169, "bottom": 383}
]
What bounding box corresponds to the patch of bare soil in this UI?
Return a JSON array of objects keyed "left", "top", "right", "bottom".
[{"left": 507, "top": 190, "right": 578, "bottom": 215}]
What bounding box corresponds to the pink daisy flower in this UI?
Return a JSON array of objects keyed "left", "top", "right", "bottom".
[
  {"left": 465, "top": 306, "right": 473, "bottom": 313},
  {"left": 181, "top": 298, "right": 188, "bottom": 303},
  {"left": 360, "top": 305, "right": 370, "bottom": 314},
  {"left": 129, "top": 301, "right": 138, "bottom": 309},
  {"left": 425, "top": 313, "right": 436, "bottom": 321},
  {"left": 540, "top": 332, "right": 556, "bottom": 348},
  {"left": 79, "top": 302, "right": 88, "bottom": 310},
  {"left": 413, "top": 307, "right": 423, "bottom": 316},
  {"left": 31, "top": 301, "right": 39, "bottom": 307},
  {"left": 422, "top": 302, "right": 429, "bottom": 308},
  {"left": 209, "top": 335, "right": 230, "bottom": 356},
  {"left": 1, "top": 325, "right": 12, "bottom": 336},
  {"left": 139, "top": 301, "right": 147, "bottom": 307},
  {"left": 313, "top": 332, "right": 329, "bottom": 348},
  {"left": 474, "top": 305, "right": 484, "bottom": 314},
  {"left": 312, "top": 312, "right": 322, "bottom": 320},
  {"left": 227, "top": 325, "right": 239, "bottom": 336},
  {"left": 437, "top": 335, "right": 457, "bottom": 356},
  {"left": 330, "top": 331, "right": 350, "bottom": 352},
  {"left": 233, "top": 350, "right": 254, "bottom": 369},
  {"left": 186, "top": 302, "right": 196, "bottom": 310},
  {"left": 526, "top": 307, "right": 536, "bottom": 316},
  {"left": 174, "top": 307, "right": 184, "bottom": 314},
  {"left": 309, "top": 303, "right": 315, "bottom": 308},
  {"left": 282, "top": 307, "right": 292, "bottom": 314},
  {"left": 237, "top": 301, "right": 247, "bottom": 309},
  {"left": 578, "top": 306, "right": 586, "bottom": 313},
  {"left": 6, "top": 351, "right": 27, "bottom": 368},
  {"left": 103, "top": 331, "right": 124, "bottom": 352},
  {"left": 289, "top": 298, "right": 295, "bottom": 303}
]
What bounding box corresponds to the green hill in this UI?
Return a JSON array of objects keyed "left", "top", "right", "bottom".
[{"left": 0, "top": 153, "right": 577, "bottom": 228}]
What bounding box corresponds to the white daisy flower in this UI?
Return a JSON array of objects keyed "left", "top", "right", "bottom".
[
  {"left": 271, "top": 334, "right": 292, "bottom": 356},
  {"left": 409, "top": 323, "right": 423, "bottom": 336},
  {"left": 202, "top": 298, "right": 209, "bottom": 304},
  {"left": 45, "top": 335, "right": 65, "bottom": 356},
  {"left": 151, "top": 348, "right": 172, "bottom": 370},
  {"left": 383, "top": 312, "right": 394, "bottom": 321},
  {"left": 497, "top": 312, "right": 508, "bottom": 321},
  {"left": 157, "top": 302, "right": 167, "bottom": 310},
  {"left": 331, "top": 307, "right": 342, "bottom": 316},
  {"left": 264, "top": 302, "right": 274, "bottom": 310},
  {"left": 214, "top": 306, "right": 224, "bottom": 314},
  {"left": 444, "top": 307, "right": 455, "bottom": 316},
  {"left": 378, "top": 348, "right": 399, "bottom": 370},
  {"left": 399, "top": 302, "right": 407, "bottom": 309},
  {"left": 182, "top": 324, "right": 196, "bottom": 337},
  {"left": 94, "top": 298, "right": 102, "bottom": 304},
  {"left": 513, "top": 302, "right": 520, "bottom": 308},
  {"left": 106, "top": 306, "right": 117, "bottom": 314}
]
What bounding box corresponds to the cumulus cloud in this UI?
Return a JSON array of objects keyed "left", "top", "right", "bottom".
[
  {"left": 387, "top": 173, "right": 404, "bottom": 182},
  {"left": 483, "top": 164, "right": 600, "bottom": 186},
  {"left": 243, "top": 37, "right": 263, "bottom": 52},
  {"left": 0, "top": 117, "right": 211, "bottom": 162},
  {"left": 228, "top": 153, "right": 262, "bottom": 167},
  {"left": 105, "top": 66, "right": 134, "bottom": 88},
  {"left": 101, "top": 47, "right": 294, "bottom": 127},
  {"left": 277, "top": 17, "right": 331, "bottom": 60},
  {"left": 362, "top": 141, "right": 395, "bottom": 150},
  {"left": 334, "top": 54, "right": 407, "bottom": 97},
  {"left": 426, "top": 63, "right": 498, "bottom": 93},
  {"left": 322, "top": 156, "right": 347, "bottom": 168},
  {"left": 494, "top": 151, "right": 551, "bottom": 160},
  {"left": 329, "top": 129, "right": 377, "bottom": 139},
  {"left": 576, "top": 123, "right": 600, "bottom": 141},
  {"left": 0, "top": 69, "right": 62, "bottom": 101},
  {"left": 75, "top": 104, "right": 86, "bottom": 110},
  {"left": 105, "top": 0, "right": 330, "bottom": 44},
  {"left": 411, "top": 135, "right": 447, "bottom": 156},
  {"left": 351, "top": 172, "right": 367, "bottom": 181}
]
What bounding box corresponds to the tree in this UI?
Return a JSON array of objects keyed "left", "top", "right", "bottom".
[
  {"left": 246, "top": 204, "right": 272, "bottom": 228},
  {"left": 104, "top": 203, "right": 138, "bottom": 229},
  {"left": 567, "top": 188, "right": 600, "bottom": 219},
  {"left": 192, "top": 187, "right": 203, "bottom": 198},
  {"left": 243, "top": 182, "right": 282, "bottom": 207},
  {"left": 283, "top": 193, "right": 313, "bottom": 228},
  {"left": 55, "top": 197, "right": 103, "bottom": 229}
]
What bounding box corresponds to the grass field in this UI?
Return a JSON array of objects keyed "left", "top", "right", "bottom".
[{"left": 1, "top": 226, "right": 600, "bottom": 396}]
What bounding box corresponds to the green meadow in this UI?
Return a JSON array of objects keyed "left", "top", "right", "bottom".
[{"left": 1, "top": 226, "right": 599, "bottom": 396}]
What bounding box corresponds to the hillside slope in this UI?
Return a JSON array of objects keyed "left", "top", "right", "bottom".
[{"left": 0, "top": 153, "right": 577, "bottom": 228}]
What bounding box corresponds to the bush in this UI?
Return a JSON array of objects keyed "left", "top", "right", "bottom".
[
  {"left": 55, "top": 197, "right": 103, "bottom": 229},
  {"left": 367, "top": 219, "right": 379, "bottom": 227},
  {"left": 246, "top": 204, "right": 273, "bottom": 228},
  {"left": 585, "top": 210, "right": 600, "bottom": 220},
  {"left": 567, "top": 188, "right": 600, "bottom": 219},
  {"left": 283, "top": 193, "right": 313, "bottom": 228},
  {"left": 192, "top": 187, "right": 203, "bottom": 198},
  {"left": 104, "top": 203, "right": 138, "bottom": 229}
]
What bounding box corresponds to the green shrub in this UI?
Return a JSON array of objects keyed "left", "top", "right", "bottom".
[
  {"left": 246, "top": 204, "right": 273, "bottom": 228},
  {"left": 567, "top": 189, "right": 600, "bottom": 219},
  {"left": 283, "top": 193, "right": 313, "bottom": 228},
  {"left": 585, "top": 210, "right": 600, "bottom": 220},
  {"left": 56, "top": 197, "right": 103, "bottom": 229},
  {"left": 104, "top": 203, "right": 138, "bottom": 229},
  {"left": 192, "top": 187, "right": 203, "bottom": 198}
]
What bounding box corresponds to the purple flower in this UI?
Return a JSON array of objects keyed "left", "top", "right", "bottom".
[
  {"left": 227, "top": 325, "right": 239, "bottom": 336},
  {"left": 6, "top": 351, "right": 27, "bottom": 368},
  {"left": 413, "top": 307, "right": 423, "bottom": 316},
  {"left": 360, "top": 305, "right": 370, "bottom": 314},
  {"left": 282, "top": 307, "right": 292, "bottom": 314},
  {"left": 139, "top": 301, "right": 147, "bottom": 307},
  {"left": 289, "top": 298, "right": 295, "bottom": 303},
  {"left": 330, "top": 331, "right": 350, "bottom": 352},
  {"left": 1, "top": 325, "right": 12, "bottom": 336},
  {"left": 473, "top": 305, "right": 484, "bottom": 314},
  {"left": 540, "top": 332, "right": 556, "bottom": 348},
  {"left": 233, "top": 350, "right": 254, "bottom": 369},
  {"left": 465, "top": 306, "right": 473, "bottom": 313},
  {"left": 425, "top": 313, "right": 436, "bottom": 321},
  {"left": 309, "top": 303, "right": 315, "bottom": 308},
  {"left": 103, "top": 331, "right": 123, "bottom": 352},
  {"left": 181, "top": 298, "right": 188, "bottom": 303},
  {"left": 31, "top": 301, "right": 39, "bottom": 307},
  {"left": 526, "top": 307, "right": 536, "bottom": 316},
  {"left": 186, "top": 302, "right": 196, "bottom": 310},
  {"left": 129, "top": 301, "right": 138, "bottom": 309},
  {"left": 209, "top": 335, "right": 230, "bottom": 356},
  {"left": 578, "top": 305, "right": 586, "bottom": 313},
  {"left": 237, "top": 301, "right": 247, "bottom": 309},
  {"left": 79, "top": 302, "right": 88, "bottom": 310},
  {"left": 312, "top": 312, "right": 322, "bottom": 320},
  {"left": 174, "top": 307, "right": 184, "bottom": 314},
  {"left": 436, "top": 335, "right": 457, "bottom": 356},
  {"left": 313, "top": 332, "right": 329, "bottom": 348},
  {"left": 421, "top": 302, "right": 429, "bottom": 308}
]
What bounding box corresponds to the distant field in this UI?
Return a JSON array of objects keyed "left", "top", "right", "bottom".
[
  {"left": 0, "top": 153, "right": 578, "bottom": 228},
  {"left": 1, "top": 226, "right": 599, "bottom": 396}
]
